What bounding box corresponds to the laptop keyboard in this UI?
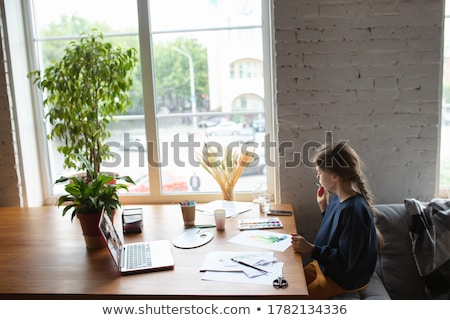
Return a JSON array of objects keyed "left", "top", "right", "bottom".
[{"left": 126, "top": 243, "right": 152, "bottom": 269}]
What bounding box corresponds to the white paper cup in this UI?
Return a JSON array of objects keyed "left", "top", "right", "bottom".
[{"left": 214, "top": 209, "right": 226, "bottom": 230}]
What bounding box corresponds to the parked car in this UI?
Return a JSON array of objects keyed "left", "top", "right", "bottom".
[
  {"left": 128, "top": 171, "right": 188, "bottom": 193},
  {"left": 120, "top": 134, "right": 147, "bottom": 151},
  {"left": 251, "top": 115, "right": 265, "bottom": 132},
  {"left": 197, "top": 116, "right": 225, "bottom": 128},
  {"left": 206, "top": 120, "right": 243, "bottom": 136}
]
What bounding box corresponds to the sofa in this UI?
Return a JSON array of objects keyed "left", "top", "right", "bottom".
[{"left": 333, "top": 200, "right": 450, "bottom": 300}]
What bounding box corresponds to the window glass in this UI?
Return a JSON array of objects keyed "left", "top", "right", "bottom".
[
  {"left": 30, "top": 0, "right": 270, "bottom": 199},
  {"left": 31, "top": 0, "right": 142, "bottom": 195},
  {"left": 149, "top": 0, "right": 267, "bottom": 197}
]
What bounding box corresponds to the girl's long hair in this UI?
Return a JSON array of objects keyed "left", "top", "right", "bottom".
[{"left": 314, "top": 141, "right": 384, "bottom": 250}]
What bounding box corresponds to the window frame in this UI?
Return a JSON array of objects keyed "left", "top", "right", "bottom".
[
  {"left": 440, "top": 3, "right": 450, "bottom": 197},
  {"left": 15, "top": 0, "right": 279, "bottom": 205}
]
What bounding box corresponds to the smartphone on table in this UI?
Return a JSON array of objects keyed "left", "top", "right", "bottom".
[{"left": 267, "top": 209, "right": 292, "bottom": 216}]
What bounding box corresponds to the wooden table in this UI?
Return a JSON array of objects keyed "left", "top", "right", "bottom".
[{"left": 0, "top": 203, "right": 308, "bottom": 299}]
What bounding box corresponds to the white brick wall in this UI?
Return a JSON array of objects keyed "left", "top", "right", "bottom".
[
  {"left": 0, "top": 23, "right": 21, "bottom": 207},
  {"left": 274, "top": 0, "right": 443, "bottom": 238}
]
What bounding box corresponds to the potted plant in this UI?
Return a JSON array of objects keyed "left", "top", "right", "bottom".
[
  {"left": 56, "top": 155, "right": 135, "bottom": 249},
  {"left": 28, "top": 30, "right": 138, "bottom": 178}
]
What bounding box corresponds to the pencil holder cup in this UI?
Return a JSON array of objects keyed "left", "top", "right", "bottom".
[{"left": 181, "top": 202, "right": 196, "bottom": 227}]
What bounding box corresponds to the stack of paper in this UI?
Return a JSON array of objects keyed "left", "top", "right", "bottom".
[
  {"left": 195, "top": 200, "right": 253, "bottom": 217},
  {"left": 200, "top": 251, "right": 283, "bottom": 285}
]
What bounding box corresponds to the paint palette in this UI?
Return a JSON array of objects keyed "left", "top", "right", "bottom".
[{"left": 237, "top": 217, "right": 283, "bottom": 230}]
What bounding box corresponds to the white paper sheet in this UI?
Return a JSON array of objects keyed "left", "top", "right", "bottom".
[
  {"left": 196, "top": 200, "right": 253, "bottom": 217},
  {"left": 228, "top": 230, "right": 292, "bottom": 252},
  {"left": 199, "top": 251, "right": 277, "bottom": 278},
  {"left": 202, "top": 262, "right": 284, "bottom": 285}
]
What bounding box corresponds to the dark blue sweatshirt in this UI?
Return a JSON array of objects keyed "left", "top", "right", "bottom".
[{"left": 311, "top": 194, "right": 378, "bottom": 290}]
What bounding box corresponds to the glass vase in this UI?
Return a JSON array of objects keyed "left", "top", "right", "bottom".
[{"left": 221, "top": 185, "right": 234, "bottom": 201}]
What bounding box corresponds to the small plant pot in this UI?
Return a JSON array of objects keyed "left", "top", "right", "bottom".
[{"left": 77, "top": 212, "right": 105, "bottom": 249}]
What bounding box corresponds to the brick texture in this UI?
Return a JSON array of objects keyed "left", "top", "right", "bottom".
[
  {"left": 0, "top": 22, "right": 21, "bottom": 207},
  {"left": 274, "top": 0, "right": 443, "bottom": 238}
]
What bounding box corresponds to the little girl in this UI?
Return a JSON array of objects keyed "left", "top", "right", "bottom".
[{"left": 291, "top": 142, "right": 383, "bottom": 299}]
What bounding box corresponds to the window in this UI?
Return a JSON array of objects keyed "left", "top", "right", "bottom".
[
  {"left": 442, "top": 1, "right": 450, "bottom": 196},
  {"left": 26, "top": 0, "right": 275, "bottom": 203}
]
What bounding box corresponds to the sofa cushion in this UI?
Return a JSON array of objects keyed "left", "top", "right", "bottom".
[
  {"left": 358, "top": 271, "right": 391, "bottom": 300},
  {"left": 373, "top": 204, "right": 427, "bottom": 299},
  {"left": 331, "top": 271, "right": 390, "bottom": 300}
]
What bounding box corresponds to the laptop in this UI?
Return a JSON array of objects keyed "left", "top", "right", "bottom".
[{"left": 98, "top": 209, "right": 175, "bottom": 275}]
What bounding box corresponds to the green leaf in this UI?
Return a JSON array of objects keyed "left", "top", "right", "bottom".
[{"left": 28, "top": 30, "right": 137, "bottom": 176}]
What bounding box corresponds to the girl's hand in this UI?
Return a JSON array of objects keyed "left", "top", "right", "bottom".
[
  {"left": 291, "top": 234, "right": 314, "bottom": 254},
  {"left": 318, "top": 186, "right": 325, "bottom": 197},
  {"left": 317, "top": 186, "right": 328, "bottom": 212}
]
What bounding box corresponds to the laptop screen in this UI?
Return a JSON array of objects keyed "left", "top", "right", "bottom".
[{"left": 99, "top": 210, "right": 123, "bottom": 267}]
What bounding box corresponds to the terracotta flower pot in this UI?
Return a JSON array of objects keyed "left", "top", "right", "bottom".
[{"left": 77, "top": 211, "right": 105, "bottom": 249}]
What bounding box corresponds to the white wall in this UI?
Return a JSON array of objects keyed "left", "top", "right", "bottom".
[
  {"left": 0, "top": 0, "right": 45, "bottom": 207},
  {"left": 274, "top": 0, "right": 444, "bottom": 238},
  {"left": 0, "top": 8, "right": 21, "bottom": 207}
]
